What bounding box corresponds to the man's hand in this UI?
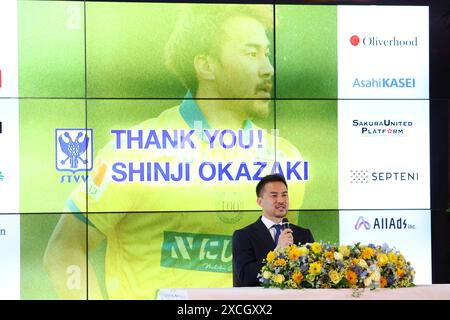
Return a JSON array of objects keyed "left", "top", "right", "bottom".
[{"left": 277, "top": 228, "right": 293, "bottom": 247}]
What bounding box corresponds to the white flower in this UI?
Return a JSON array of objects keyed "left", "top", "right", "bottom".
[{"left": 334, "top": 251, "right": 343, "bottom": 261}]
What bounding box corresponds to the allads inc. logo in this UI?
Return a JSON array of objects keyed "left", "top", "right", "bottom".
[
  {"left": 354, "top": 216, "right": 370, "bottom": 230},
  {"left": 350, "top": 35, "right": 418, "bottom": 47},
  {"left": 55, "top": 129, "right": 93, "bottom": 173},
  {"left": 354, "top": 216, "right": 415, "bottom": 230}
]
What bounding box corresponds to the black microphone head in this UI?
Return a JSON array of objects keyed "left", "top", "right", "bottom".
[{"left": 281, "top": 218, "right": 290, "bottom": 230}]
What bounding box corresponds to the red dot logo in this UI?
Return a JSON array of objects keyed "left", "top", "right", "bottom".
[{"left": 350, "top": 35, "right": 360, "bottom": 46}]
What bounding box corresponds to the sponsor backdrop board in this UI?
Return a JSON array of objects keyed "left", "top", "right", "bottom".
[
  {"left": 338, "top": 99, "right": 430, "bottom": 209},
  {"left": 0, "top": 1, "right": 431, "bottom": 299},
  {"left": 338, "top": 6, "right": 429, "bottom": 99}
]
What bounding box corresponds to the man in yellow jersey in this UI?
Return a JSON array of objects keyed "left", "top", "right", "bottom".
[{"left": 44, "top": 4, "right": 308, "bottom": 299}]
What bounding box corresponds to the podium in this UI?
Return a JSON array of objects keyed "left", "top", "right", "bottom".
[{"left": 158, "top": 284, "right": 450, "bottom": 300}]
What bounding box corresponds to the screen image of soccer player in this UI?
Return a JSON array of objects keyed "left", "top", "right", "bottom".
[{"left": 0, "top": 1, "right": 431, "bottom": 299}]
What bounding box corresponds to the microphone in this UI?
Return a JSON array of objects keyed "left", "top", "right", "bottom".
[{"left": 281, "top": 218, "right": 290, "bottom": 230}]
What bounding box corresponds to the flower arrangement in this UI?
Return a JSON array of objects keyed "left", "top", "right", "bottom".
[{"left": 259, "top": 242, "right": 415, "bottom": 290}]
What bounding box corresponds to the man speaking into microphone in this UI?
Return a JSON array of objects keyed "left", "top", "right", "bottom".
[{"left": 232, "top": 174, "right": 314, "bottom": 287}]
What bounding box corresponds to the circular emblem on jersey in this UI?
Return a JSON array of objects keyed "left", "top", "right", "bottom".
[{"left": 216, "top": 191, "right": 243, "bottom": 224}]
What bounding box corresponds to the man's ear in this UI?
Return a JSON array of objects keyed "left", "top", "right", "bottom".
[
  {"left": 256, "top": 197, "right": 262, "bottom": 207},
  {"left": 194, "top": 54, "right": 216, "bottom": 81}
]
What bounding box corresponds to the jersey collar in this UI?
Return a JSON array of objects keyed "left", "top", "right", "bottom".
[{"left": 179, "top": 90, "right": 254, "bottom": 131}]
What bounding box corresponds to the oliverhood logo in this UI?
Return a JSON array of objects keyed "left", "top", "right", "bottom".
[
  {"left": 350, "top": 35, "right": 418, "bottom": 47},
  {"left": 55, "top": 129, "right": 93, "bottom": 173},
  {"left": 161, "top": 231, "right": 232, "bottom": 273},
  {"left": 351, "top": 170, "right": 419, "bottom": 183},
  {"left": 353, "top": 119, "right": 413, "bottom": 136},
  {"left": 354, "top": 216, "right": 415, "bottom": 230}
]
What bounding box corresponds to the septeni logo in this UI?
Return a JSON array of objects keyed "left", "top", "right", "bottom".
[
  {"left": 352, "top": 119, "right": 413, "bottom": 136},
  {"left": 351, "top": 169, "right": 419, "bottom": 183},
  {"left": 350, "top": 170, "right": 369, "bottom": 184},
  {"left": 354, "top": 215, "right": 415, "bottom": 230},
  {"left": 350, "top": 35, "right": 418, "bottom": 47}
]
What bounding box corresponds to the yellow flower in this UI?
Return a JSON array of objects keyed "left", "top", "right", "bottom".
[
  {"left": 328, "top": 270, "right": 342, "bottom": 284},
  {"left": 339, "top": 245, "right": 350, "bottom": 257},
  {"left": 324, "top": 251, "right": 334, "bottom": 260},
  {"left": 292, "top": 271, "right": 304, "bottom": 284},
  {"left": 361, "top": 247, "right": 374, "bottom": 260},
  {"left": 309, "top": 262, "right": 323, "bottom": 276},
  {"left": 388, "top": 252, "right": 398, "bottom": 264},
  {"left": 262, "top": 271, "right": 272, "bottom": 279},
  {"left": 371, "top": 269, "right": 381, "bottom": 282},
  {"left": 275, "top": 258, "right": 287, "bottom": 267},
  {"left": 357, "top": 259, "right": 368, "bottom": 269},
  {"left": 266, "top": 251, "right": 277, "bottom": 263},
  {"left": 377, "top": 253, "right": 389, "bottom": 267},
  {"left": 298, "top": 246, "right": 309, "bottom": 257},
  {"left": 288, "top": 247, "right": 301, "bottom": 262},
  {"left": 274, "top": 274, "right": 285, "bottom": 284},
  {"left": 397, "top": 268, "right": 404, "bottom": 277},
  {"left": 311, "top": 242, "right": 323, "bottom": 254},
  {"left": 397, "top": 255, "right": 405, "bottom": 268}
]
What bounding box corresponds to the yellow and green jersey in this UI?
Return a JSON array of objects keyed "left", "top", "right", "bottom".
[{"left": 66, "top": 92, "right": 307, "bottom": 299}]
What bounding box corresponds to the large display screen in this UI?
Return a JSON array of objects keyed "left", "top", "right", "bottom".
[{"left": 0, "top": 1, "right": 431, "bottom": 299}]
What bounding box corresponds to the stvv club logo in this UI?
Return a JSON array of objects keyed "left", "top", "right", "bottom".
[{"left": 55, "top": 129, "right": 93, "bottom": 173}]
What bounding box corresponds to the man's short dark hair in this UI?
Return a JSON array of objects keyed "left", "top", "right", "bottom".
[
  {"left": 165, "top": 4, "right": 273, "bottom": 94},
  {"left": 256, "top": 174, "right": 288, "bottom": 197}
]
